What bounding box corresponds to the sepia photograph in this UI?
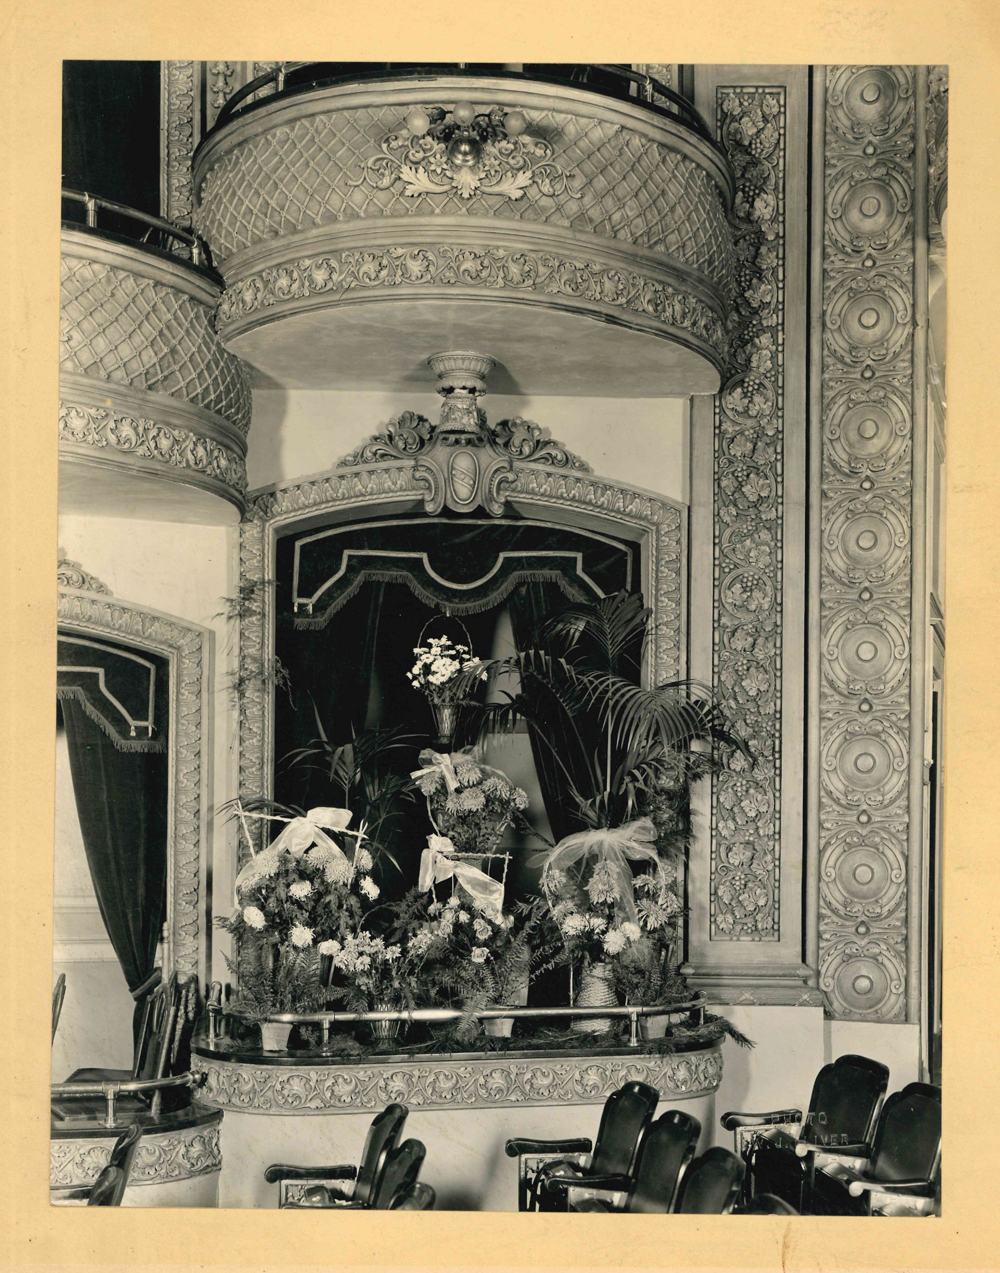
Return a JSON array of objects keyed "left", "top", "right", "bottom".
[{"left": 49, "top": 57, "right": 946, "bottom": 1217}]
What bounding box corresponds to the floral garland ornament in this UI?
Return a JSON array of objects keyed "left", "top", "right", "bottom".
[{"left": 350, "top": 101, "right": 585, "bottom": 202}]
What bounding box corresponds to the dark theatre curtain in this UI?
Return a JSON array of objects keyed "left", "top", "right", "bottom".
[
  {"left": 274, "top": 517, "right": 640, "bottom": 902},
  {"left": 61, "top": 700, "right": 169, "bottom": 1043}
]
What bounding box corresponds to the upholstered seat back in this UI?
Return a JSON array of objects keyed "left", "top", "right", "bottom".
[
  {"left": 800, "top": 1054, "right": 889, "bottom": 1149},
  {"left": 589, "top": 1081, "right": 661, "bottom": 1178},
  {"left": 628, "top": 1110, "right": 701, "bottom": 1214}
]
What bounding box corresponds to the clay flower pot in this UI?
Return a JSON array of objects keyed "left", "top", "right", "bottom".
[{"left": 260, "top": 1022, "right": 293, "bottom": 1052}]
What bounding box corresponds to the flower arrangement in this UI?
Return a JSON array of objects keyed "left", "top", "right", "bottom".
[
  {"left": 407, "top": 635, "right": 486, "bottom": 702},
  {"left": 412, "top": 750, "right": 529, "bottom": 854},
  {"left": 323, "top": 931, "right": 408, "bottom": 1010},
  {"left": 543, "top": 862, "right": 646, "bottom": 966},
  {"left": 217, "top": 807, "right": 380, "bottom": 1023}
]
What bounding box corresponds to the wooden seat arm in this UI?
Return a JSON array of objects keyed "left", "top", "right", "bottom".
[
  {"left": 544, "top": 1172, "right": 632, "bottom": 1195},
  {"left": 264, "top": 1163, "right": 358, "bottom": 1184},
  {"left": 847, "top": 1177, "right": 937, "bottom": 1198},
  {"left": 505, "top": 1137, "right": 592, "bottom": 1158},
  {"left": 720, "top": 1109, "right": 802, "bottom": 1131}
]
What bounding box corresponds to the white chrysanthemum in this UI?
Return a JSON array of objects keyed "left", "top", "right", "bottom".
[
  {"left": 471, "top": 947, "right": 489, "bottom": 963},
  {"left": 359, "top": 876, "right": 380, "bottom": 900},
  {"left": 385, "top": 945, "right": 402, "bottom": 962},
  {"left": 562, "top": 913, "right": 587, "bottom": 936},
  {"left": 587, "top": 914, "right": 608, "bottom": 934},
  {"left": 290, "top": 924, "right": 314, "bottom": 948},
  {"left": 354, "top": 846, "right": 373, "bottom": 872},
  {"left": 603, "top": 929, "right": 628, "bottom": 955},
  {"left": 318, "top": 939, "right": 340, "bottom": 956},
  {"left": 289, "top": 880, "right": 312, "bottom": 900},
  {"left": 621, "top": 921, "right": 642, "bottom": 943},
  {"left": 243, "top": 905, "right": 266, "bottom": 930},
  {"left": 355, "top": 954, "right": 371, "bottom": 971},
  {"left": 324, "top": 856, "right": 353, "bottom": 885},
  {"left": 473, "top": 917, "right": 492, "bottom": 940}
]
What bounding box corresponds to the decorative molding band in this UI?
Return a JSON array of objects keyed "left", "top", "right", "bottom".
[
  {"left": 215, "top": 243, "right": 729, "bottom": 367},
  {"left": 926, "top": 66, "right": 948, "bottom": 246},
  {"left": 709, "top": 86, "right": 786, "bottom": 941},
  {"left": 56, "top": 589, "right": 210, "bottom": 977},
  {"left": 160, "top": 61, "right": 199, "bottom": 245},
  {"left": 59, "top": 402, "right": 248, "bottom": 502},
  {"left": 238, "top": 461, "right": 685, "bottom": 856},
  {"left": 817, "top": 66, "right": 916, "bottom": 1021},
  {"left": 57, "top": 554, "right": 110, "bottom": 595},
  {"left": 51, "top": 1117, "right": 222, "bottom": 1187},
  {"left": 197, "top": 1047, "right": 722, "bottom": 1114}
]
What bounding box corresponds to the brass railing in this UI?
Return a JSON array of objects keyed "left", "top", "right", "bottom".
[
  {"left": 51, "top": 1071, "right": 205, "bottom": 1129},
  {"left": 211, "top": 61, "right": 716, "bottom": 149},
  {"left": 209, "top": 997, "right": 707, "bottom": 1050},
  {"left": 61, "top": 189, "right": 212, "bottom": 268}
]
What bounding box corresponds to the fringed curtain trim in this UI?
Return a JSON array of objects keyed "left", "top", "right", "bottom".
[
  {"left": 294, "top": 569, "right": 588, "bottom": 629},
  {"left": 56, "top": 686, "right": 166, "bottom": 753}
]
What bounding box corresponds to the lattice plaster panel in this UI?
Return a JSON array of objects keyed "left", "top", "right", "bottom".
[
  {"left": 195, "top": 104, "right": 734, "bottom": 291},
  {"left": 60, "top": 256, "right": 251, "bottom": 435}
]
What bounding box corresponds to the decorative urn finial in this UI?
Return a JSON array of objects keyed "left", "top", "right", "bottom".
[{"left": 428, "top": 350, "right": 497, "bottom": 433}]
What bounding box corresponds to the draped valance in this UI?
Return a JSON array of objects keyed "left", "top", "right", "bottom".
[
  {"left": 57, "top": 634, "right": 169, "bottom": 753},
  {"left": 290, "top": 518, "right": 635, "bottom": 628}
]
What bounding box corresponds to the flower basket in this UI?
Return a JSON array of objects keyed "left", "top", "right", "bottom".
[
  {"left": 571, "top": 961, "right": 618, "bottom": 1035},
  {"left": 408, "top": 621, "right": 486, "bottom": 749}
]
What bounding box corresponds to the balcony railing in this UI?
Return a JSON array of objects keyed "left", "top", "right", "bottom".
[
  {"left": 212, "top": 61, "right": 717, "bottom": 150},
  {"left": 61, "top": 189, "right": 214, "bottom": 270}
]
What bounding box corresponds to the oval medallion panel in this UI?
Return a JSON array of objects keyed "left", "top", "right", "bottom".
[{"left": 448, "top": 448, "right": 480, "bottom": 507}]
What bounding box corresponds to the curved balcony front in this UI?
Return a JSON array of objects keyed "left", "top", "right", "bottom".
[
  {"left": 60, "top": 225, "right": 252, "bottom": 521},
  {"left": 193, "top": 73, "right": 735, "bottom": 397}
]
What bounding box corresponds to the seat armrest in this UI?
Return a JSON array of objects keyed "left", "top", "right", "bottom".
[
  {"left": 265, "top": 1163, "right": 358, "bottom": 1184},
  {"left": 720, "top": 1109, "right": 802, "bottom": 1131},
  {"left": 848, "top": 1177, "right": 937, "bottom": 1198},
  {"left": 505, "top": 1137, "right": 592, "bottom": 1158},
  {"left": 545, "top": 1172, "right": 631, "bottom": 1195},
  {"left": 796, "top": 1141, "right": 869, "bottom": 1159}
]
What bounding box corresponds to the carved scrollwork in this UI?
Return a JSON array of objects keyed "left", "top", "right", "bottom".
[
  {"left": 57, "top": 554, "right": 110, "bottom": 595},
  {"left": 59, "top": 402, "right": 248, "bottom": 498},
  {"left": 490, "top": 418, "right": 591, "bottom": 471},
  {"left": 198, "top": 1048, "right": 722, "bottom": 1114},
  {"left": 161, "top": 62, "right": 197, "bottom": 249},
  {"left": 817, "top": 67, "right": 916, "bottom": 1021},
  {"left": 215, "top": 245, "right": 728, "bottom": 362},
  {"left": 338, "top": 411, "right": 435, "bottom": 465},
  {"left": 710, "top": 86, "right": 786, "bottom": 941},
  {"left": 51, "top": 1119, "right": 222, "bottom": 1187}
]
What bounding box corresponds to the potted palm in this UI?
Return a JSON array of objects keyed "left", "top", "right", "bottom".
[{"left": 459, "top": 590, "right": 751, "bottom": 1009}]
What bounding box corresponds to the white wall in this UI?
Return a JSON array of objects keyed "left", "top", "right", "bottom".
[
  {"left": 248, "top": 390, "right": 690, "bottom": 504},
  {"left": 57, "top": 513, "right": 240, "bottom": 995}
]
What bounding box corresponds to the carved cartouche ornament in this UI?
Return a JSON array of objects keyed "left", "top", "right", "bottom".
[{"left": 350, "top": 101, "right": 584, "bottom": 203}]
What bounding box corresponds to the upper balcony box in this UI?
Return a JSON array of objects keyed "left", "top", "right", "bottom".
[
  {"left": 60, "top": 196, "right": 252, "bottom": 522},
  {"left": 193, "top": 65, "right": 736, "bottom": 397}
]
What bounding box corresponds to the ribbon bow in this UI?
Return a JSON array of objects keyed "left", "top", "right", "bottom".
[
  {"left": 418, "top": 835, "right": 505, "bottom": 922},
  {"left": 540, "top": 817, "right": 663, "bottom": 924},
  {"left": 410, "top": 750, "right": 463, "bottom": 795},
  {"left": 235, "top": 806, "right": 358, "bottom": 897}
]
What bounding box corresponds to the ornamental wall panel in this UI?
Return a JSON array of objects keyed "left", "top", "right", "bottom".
[{"left": 816, "top": 66, "right": 921, "bottom": 1022}]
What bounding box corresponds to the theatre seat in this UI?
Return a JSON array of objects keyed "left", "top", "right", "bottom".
[
  {"left": 674, "top": 1147, "right": 745, "bottom": 1214},
  {"left": 277, "top": 1139, "right": 427, "bottom": 1210},
  {"left": 570, "top": 1110, "right": 701, "bottom": 1213},
  {"left": 266, "top": 1103, "right": 409, "bottom": 1209},
  {"left": 505, "top": 1080, "right": 661, "bottom": 1212},
  {"left": 722, "top": 1054, "right": 889, "bottom": 1213},
  {"left": 810, "top": 1083, "right": 941, "bottom": 1217}
]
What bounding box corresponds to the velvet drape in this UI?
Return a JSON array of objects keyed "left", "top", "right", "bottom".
[{"left": 61, "top": 699, "right": 169, "bottom": 1042}]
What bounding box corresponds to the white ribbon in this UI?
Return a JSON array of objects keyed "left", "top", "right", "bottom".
[
  {"left": 234, "top": 806, "right": 361, "bottom": 898},
  {"left": 540, "top": 818, "right": 664, "bottom": 925},
  {"left": 418, "top": 836, "right": 505, "bottom": 922},
  {"left": 410, "top": 750, "right": 462, "bottom": 795}
]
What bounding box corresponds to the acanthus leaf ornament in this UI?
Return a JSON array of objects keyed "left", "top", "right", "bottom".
[{"left": 351, "top": 104, "right": 585, "bottom": 203}]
